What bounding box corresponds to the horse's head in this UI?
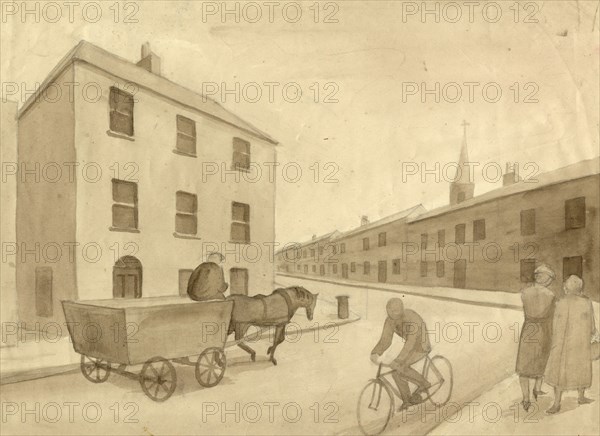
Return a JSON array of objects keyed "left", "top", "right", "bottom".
[{"left": 290, "top": 286, "right": 318, "bottom": 320}]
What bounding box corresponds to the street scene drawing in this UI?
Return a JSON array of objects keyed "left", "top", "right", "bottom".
[{"left": 1, "top": 1, "right": 599, "bottom": 435}]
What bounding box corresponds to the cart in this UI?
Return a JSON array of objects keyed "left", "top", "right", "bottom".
[{"left": 62, "top": 296, "right": 233, "bottom": 402}]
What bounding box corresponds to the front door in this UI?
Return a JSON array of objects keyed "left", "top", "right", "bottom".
[
  {"left": 453, "top": 259, "right": 467, "bottom": 288},
  {"left": 342, "top": 263, "right": 348, "bottom": 279},
  {"left": 113, "top": 256, "right": 142, "bottom": 298},
  {"left": 378, "top": 261, "right": 387, "bottom": 283}
]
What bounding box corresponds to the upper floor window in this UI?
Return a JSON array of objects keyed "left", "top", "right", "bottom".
[
  {"left": 351, "top": 262, "right": 356, "bottom": 272},
  {"left": 565, "top": 197, "right": 585, "bottom": 230},
  {"left": 392, "top": 259, "right": 401, "bottom": 275},
  {"left": 310, "top": 249, "right": 315, "bottom": 258},
  {"left": 378, "top": 232, "right": 387, "bottom": 247},
  {"left": 319, "top": 246, "right": 324, "bottom": 255},
  {"left": 438, "top": 229, "right": 445, "bottom": 246},
  {"left": 363, "top": 261, "right": 370, "bottom": 275},
  {"left": 232, "top": 138, "right": 251, "bottom": 171},
  {"left": 340, "top": 243, "right": 346, "bottom": 253},
  {"left": 176, "top": 115, "right": 196, "bottom": 156},
  {"left": 109, "top": 87, "right": 134, "bottom": 136},
  {"left": 363, "top": 237, "right": 370, "bottom": 251},
  {"left": 521, "top": 209, "right": 536, "bottom": 236},
  {"left": 421, "top": 233, "right": 428, "bottom": 249},
  {"left": 455, "top": 224, "right": 466, "bottom": 244},
  {"left": 175, "top": 191, "right": 197, "bottom": 235},
  {"left": 112, "top": 179, "right": 138, "bottom": 230},
  {"left": 231, "top": 202, "right": 250, "bottom": 243},
  {"left": 473, "top": 219, "right": 486, "bottom": 241}
]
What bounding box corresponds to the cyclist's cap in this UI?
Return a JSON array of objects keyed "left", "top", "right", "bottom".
[{"left": 386, "top": 298, "right": 404, "bottom": 319}]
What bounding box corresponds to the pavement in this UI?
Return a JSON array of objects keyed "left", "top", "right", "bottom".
[{"left": 0, "top": 294, "right": 359, "bottom": 385}]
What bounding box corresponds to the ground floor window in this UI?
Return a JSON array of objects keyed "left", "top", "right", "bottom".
[
  {"left": 563, "top": 256, "right": 583, "bottom": 279},
  {"left": 230, "top": 268, "right": 249, "bottom": 295},
  {"left": 520, "top": 259, "right": 536, "bottom": 283}
]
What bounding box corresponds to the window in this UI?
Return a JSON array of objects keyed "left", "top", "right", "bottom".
[
  {"left": 303, "top": 250, "right": 307, "bottom": 258},
  {"left": 455, "top": 224, "right": 466, "bottom": 244},
  {"left": 35, "top": 267, "right": 53, "bottom": 317},
  {"left": 392, "top": 259, "right": 401, "bottom": 275},
  {"left": 312, "top": 265, "right": 316, "bottom": 273},
  {"left": 297, "top": 264, "right": 301, "bottom": 271},
  {"left": 473, "top": 219, "right": 486, "bottom": 241},
  {"left": 436, "top": 261, "right": 445, "bottom": 277},
  {"left": 332, "top": 245, "right": 337, "bottom": 254},
  {"left": 109, "top": 87, "right": 134, "bottom": 136},
  {"left": 521, "top": 209, "right": 536, "bottom": 236},
  {"left": 563, "top": 256, "right": 583, "bottom": 279},
  {"left": 319, "top": 246, "right": 324, "bottom": 255},
  {"left": 175, "top": 191, "right": 197, "bottom": 235},
  {"left": 363, "top": 237, "right": 370, "bottom": 250},
  {"left": 378, "top": 232, "right": 387, "bottom": 247},
  {"left": 310, "top": 249, "right": 315, "bottom": 258},
  {"left": 232, "top": 137, "right": 251, "bottom": 170},
  {"left": 176, "top": 115, "right": 196, "bottom": 156},
  {"left": 363, "top": 261, "right": 370, "bottom": 275},
  {"left": 304, "top": 265, "right": 308, "bottom": 274},
  {"left": 231, "top": 202, "right": 250, "bottom": 243},
  {"left": 520, "top": 259, "right": 536, "bottom": 283},
  {"left": 438, "top": 229, "right": 445, "bottom": 246},
  {"left": 230, "top": 268, "right": 249, "bottom": 295},
  {"left": 351, "top": 262, "right": 356, "bottom": 272},
  {"left": 178, "top": 269, "right": 193, "bottom": 296},
  {"left": 420, "top": 261, "right": 428, "bottom": 277},
  {"left": 565, "top": 197, "right": 585, "bottom": 229},
  {"left": 332, "top": 264, "right": 338, "bottom": 274},
  {"left": 421, "top": 233, "right": 428, "bottom": 249},
  {"left": 320, "top": 265, "right": 325, "bottom": 276},
  {"left": 112, "top": 179, "right": 138, "bottom": 230},
  {"left": 457, "top": 192, "right": 465, "bottom": 203},
  {"left": 340, "top": 243, "right": 346, "bottom": 253}
]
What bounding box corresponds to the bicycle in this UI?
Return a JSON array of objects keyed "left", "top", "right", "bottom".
[{"left": 357, "top": 354, "right": 453, "bottom": 435}]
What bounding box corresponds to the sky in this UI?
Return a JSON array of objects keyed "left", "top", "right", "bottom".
[{"left": 1, "top": 1, "right": 599, "bottom": 247}]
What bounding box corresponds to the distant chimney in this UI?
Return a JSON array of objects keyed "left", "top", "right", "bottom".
[
  {"left": 137, "top": 42, "right": 161, "bottom": 75},
  {"left": 503, "top": 162, "right": 520, "bottom": 186},
  {"left": 361, "top": 216, "right": 369, "bottom": 226},
  {"left": 312, "top": 234, "right": 317, "bottom": 240}
]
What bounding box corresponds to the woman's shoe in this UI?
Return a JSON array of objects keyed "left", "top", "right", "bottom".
[
  {"left": 521, "top": 400, "right": 531, "bottom": 412},
  {"left": 546, "top": 404, "right": 561, "bottom": 414},
  {"left": 578, "top": 397, "right": 594, "bottom": 405},
  {"left": 533, "top": 389, "right": 547, "bottom": 400}
]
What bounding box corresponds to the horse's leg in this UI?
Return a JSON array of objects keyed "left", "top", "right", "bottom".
[
  {"left": 235, "top": 323, "right": 256, "bottom": 361},
  {"left": 267, "top": 324, "right": 286, "bottom": 366}
]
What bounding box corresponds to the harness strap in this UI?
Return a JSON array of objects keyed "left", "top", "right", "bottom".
[{"left": 274, "top": 288, "right": 295, "bottom": 320}]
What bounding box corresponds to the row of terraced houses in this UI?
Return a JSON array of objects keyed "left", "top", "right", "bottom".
[{"left": 276, "top": 132, "right": 600, "bottom": 302}]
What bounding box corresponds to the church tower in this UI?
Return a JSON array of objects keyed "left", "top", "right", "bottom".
[{"left": 449, "top": 120, "right": 475, "bottom": 206}]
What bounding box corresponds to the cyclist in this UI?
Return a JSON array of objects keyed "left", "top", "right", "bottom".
[{"left": 370, "top": 298, "right": 432, "bottom": 408}]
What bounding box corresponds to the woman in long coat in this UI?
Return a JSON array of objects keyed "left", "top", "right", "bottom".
[
  {"left": 516, "top": 264, "right": 556, "bottom": 411},
  {"left": 545, "top": 275, "right": 597, "bottom": 414}
]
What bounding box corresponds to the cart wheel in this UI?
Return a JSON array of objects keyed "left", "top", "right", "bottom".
[
  {"left": 196, "top": 347, "right": 226, "bottom": 388},
  {"left": 140, "top": 356, "right": 177, "bottom": 402},
  {"left": 80, "top": 355, "right": 111, "bottom": 383}
]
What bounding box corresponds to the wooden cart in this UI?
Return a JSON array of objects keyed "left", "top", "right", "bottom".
[{"left": 62, "top": 296, "right": 233, "bottom": 402}]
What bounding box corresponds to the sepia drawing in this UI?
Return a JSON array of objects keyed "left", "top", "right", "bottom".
[{"left": 1, "top": 1, "right": 599, "bottom": 435}]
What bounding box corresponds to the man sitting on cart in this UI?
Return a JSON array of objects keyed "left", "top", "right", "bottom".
[
  {"left": 370, "top": 298, "right": 432, "bottom": 408},
  {"left": 187, "top": 252, "right": 228, "bottom": 301}
]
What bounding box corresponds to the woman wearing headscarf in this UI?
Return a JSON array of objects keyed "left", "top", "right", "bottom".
[
  {"left": 545, "top": 275, "right": 597, "bottom": 414},
  {"left": 516, "top": 264, "right": 556, "bottom": 411}
]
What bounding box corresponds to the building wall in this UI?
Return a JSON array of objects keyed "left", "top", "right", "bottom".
[
  {"left": 16, "top": 66, "right": 78, "bottom": 327},
  {"left": 282, "top": 175, "right": 599, "bottom": 302},
  {"left": 1, "top": 99, "right": 19, "bottom": 334},
  {"left": 72, "top": 62, "right": 276, "bottom": 301}
]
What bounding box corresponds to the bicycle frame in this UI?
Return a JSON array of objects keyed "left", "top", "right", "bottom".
[{"left": 367, "top": 355, "right": 445, "bottom": 410}]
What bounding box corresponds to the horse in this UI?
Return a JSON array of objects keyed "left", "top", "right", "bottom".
[{"left": 227, "top": 286, "right": 318, "bottom": 365}]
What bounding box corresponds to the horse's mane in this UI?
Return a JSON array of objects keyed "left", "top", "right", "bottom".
[{"left": 291, "top": 286, "right": 312, "bottom": 301}]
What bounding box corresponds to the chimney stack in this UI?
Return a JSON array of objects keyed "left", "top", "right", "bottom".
[
  {"left": 361, "top": 216, "right": 369, "bottom": 226},
  {"left": 503, "top": 162, "right": 520, "bottom": 186},
  {"left": 312, "top": 234, "right": 317, "bottom": 240},
  {"left": 137, "top": 42, "right": 161, "bottom": 75}
]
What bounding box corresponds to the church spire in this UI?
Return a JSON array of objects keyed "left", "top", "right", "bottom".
[{"left": 449, "top": 120, "right": 475, "bottom": 206}]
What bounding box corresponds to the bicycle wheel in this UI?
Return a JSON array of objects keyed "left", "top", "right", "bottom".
[
  {"left": 357, "top": 379, "right": 395, "bottom": 436},
  {"left": 423, "top": 355, "right": 453, "bottom": 407}
]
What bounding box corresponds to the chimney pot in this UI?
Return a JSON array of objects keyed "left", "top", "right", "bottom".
[
  {"left": 137, "top": 42, "right": 161, "bottom": 75},
  {"left": 361, "top": 216, "right": 369, "bottom": 226}
]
